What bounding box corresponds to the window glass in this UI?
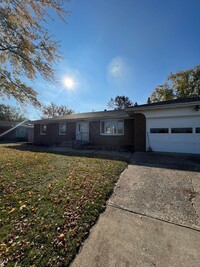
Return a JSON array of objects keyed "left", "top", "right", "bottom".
[
  {"left": 118, "top": 120, "right": 124, "bottom": 134},
  {"left": 150, "top": 128, "right": 169, "bottom": 133},
  {"left": 101, "top": 120, "right": 124, "bottom": 135},
  {"left": 59, "top": 123, "right": 66, "bottom": 135},
  {"left": 196, "top": 127, "right": 200, "bottom": 133},
  {"left": 101, "top": 121, "right": 105, "bottom": 134},
  {"left": 171, "top": 128, "right": 192, "bottom": 133},
  {"left": 40, "top": 124, "right": 47, "bottom": 135}
]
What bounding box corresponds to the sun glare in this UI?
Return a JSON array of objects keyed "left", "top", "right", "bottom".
[{"left": 62, "top": 76, "right": 75, "bottom": 90}]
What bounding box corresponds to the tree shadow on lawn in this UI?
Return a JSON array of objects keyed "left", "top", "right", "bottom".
[
  {"left": 0, "top": 142, "right": 131, "bottom": 163},
  {"left": 1, "top": 142, "right": 200, "bottom": 172}
]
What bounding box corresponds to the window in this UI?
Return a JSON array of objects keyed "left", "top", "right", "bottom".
[
  {"left": 150, "top": 128, "right": 169, "bottom": 134},
  {"left": 100, "top": 120, "right": 124, "bottom": 135},
  {"left": 59, "top": 123, "right": 66, "bottom": 135},
  {"left": 40, "top": 124, "right": 47, "bottom": 135},
  {"left": 196, "top": 128, "right": 200, "bottom": 133},
  {"left": 171, "top": 128, "right": 192, "bottom": 134}
]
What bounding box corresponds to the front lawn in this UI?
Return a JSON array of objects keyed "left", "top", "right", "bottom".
[{"left": 0, "top": 144, "right": 126, "bottom": 266}]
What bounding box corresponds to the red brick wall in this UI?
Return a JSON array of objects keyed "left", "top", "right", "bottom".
[
  {"left": 34, "top": 122, "right": 76, "bottom": 145},
  {"left": 89, "top": 119, "right": 135, "bottom": 149},
  {"left": 134, "top": 114, "right": 146, "bottom": 152},
  {"left": 33, "top": 114, "right": 146, "bottom": 151}
]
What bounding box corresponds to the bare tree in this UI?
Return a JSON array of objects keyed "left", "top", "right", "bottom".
[
  {"left": 107, "top": 95, "right": 133, "bottom": 110},
  {"left": 0, "top": 104, "right": 26, "bottom": 121},
  {"left": 42, "top": 102, "right": 74, "bottom": 118}
]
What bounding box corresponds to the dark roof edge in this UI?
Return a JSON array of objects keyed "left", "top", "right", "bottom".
[
  {"left": 31, "top": 110, "right": 128, "bottom": 124},
  {"left": 126, "top": 97, "right": 200, "bottom": 109}
]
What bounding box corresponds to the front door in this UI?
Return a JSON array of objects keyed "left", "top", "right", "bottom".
[{"left": 76, "top": 121, "right": 89, "bottom": 141}]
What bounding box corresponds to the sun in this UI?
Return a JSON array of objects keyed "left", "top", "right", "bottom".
[{"left": 62, "top": 76, "right": 75, "bottom": 90}]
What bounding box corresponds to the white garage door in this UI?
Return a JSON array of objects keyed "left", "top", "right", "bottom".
[{"left": 147, "top": 117, "right": 200, "bottom": 154}]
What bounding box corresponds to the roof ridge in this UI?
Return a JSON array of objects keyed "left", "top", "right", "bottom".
[{"left": 129, "top": 97, "right": 200, "bottom": 108}]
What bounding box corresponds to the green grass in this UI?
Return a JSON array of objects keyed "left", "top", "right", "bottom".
[{"left": 0, "top": 143, "right": 127, "bottom": 266}]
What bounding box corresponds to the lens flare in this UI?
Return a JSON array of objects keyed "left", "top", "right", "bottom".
[{"left": 62, "top": 76, "right": 75, "bottom": 90}]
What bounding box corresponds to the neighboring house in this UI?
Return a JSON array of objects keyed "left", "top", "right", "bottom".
[
  {"left": 32, "top": 97, "right": 200, "bottom": 154},
  {"left": 27, "top": 127, "right": 34, "bottom": 143},
  {"left": 33, "top": 110, "right": 146, "bottom": 151},
  {"left": 126, "top": 97, "right": 200, "bottom": 154},
  {"left": 0, "top": 120, "right": 32, "bottom": 141}
]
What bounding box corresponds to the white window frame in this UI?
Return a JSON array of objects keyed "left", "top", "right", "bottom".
[
  {"left": 59, "top": 123, "right": 67, "bottom": 135},
  {"left": 40, "top": 124, "right": 47, "bottom": 135},
  {"left": 100, "top": 119, "right": 124, "bottom": 136}
]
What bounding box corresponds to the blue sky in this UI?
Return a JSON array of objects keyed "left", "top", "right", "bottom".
[{"left": 2, "top": 0, "right": 200, "bottom": 119}]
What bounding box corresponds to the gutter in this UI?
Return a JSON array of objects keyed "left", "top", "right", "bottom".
[
  {"left": 31, "top": 115, "right": 130, "bottom": 125},
  {"left": 125, "top": 100, "right": 200, "bottom": 113}
]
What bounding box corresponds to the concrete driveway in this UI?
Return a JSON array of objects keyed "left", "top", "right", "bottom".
[{"left": 72, "top": 152, "right": 200, "bottom": 267}]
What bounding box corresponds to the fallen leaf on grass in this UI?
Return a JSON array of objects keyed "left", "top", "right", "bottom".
[
  {"left": 8, "top": 208, "right": 16, "bottom": 214},
  {"left": 20, "top": 205, "right": 26, "bottom": 210}
]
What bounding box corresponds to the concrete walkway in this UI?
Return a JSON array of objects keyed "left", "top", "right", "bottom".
[
  {"left": 71, "top": 152, "right": 200, "bottom": 267},
  {"left": 49, "top": 146, "right": 133, "bottom": 161}
]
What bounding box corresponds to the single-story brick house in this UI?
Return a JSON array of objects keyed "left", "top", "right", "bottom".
[
  {"left": 32, "top": 97, "right": 200, "bottom": 154},
  {"left": 33, "top": 110, "right": 146, "bottom": 151}
]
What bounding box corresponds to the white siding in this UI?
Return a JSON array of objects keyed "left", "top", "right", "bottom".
[{"left": 141, "top": 106, "right": 200, "bottom": 154}]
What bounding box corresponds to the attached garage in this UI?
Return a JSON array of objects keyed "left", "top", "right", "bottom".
[
  {"left": 126, "top": 98, "right": 200, "bottom": 154},
  {"left": 147, "top": 116, "right": 199, "bottom": 154}
]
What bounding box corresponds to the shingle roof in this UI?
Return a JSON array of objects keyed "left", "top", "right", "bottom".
[
  {"left": 129, "top": 97, "right": 200, "bottom": 108},
  {"left": 0, "top": 120, "right": 32, "bottom": 127},
  {"left": 32, "top": 110, "right": 129, "bottom": 124},
  {"left": 32, "top": 97, "right": 200, "bottom": 124},
  {"left": 0, "top": 121, "right": 22, "bottom": 127}
]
